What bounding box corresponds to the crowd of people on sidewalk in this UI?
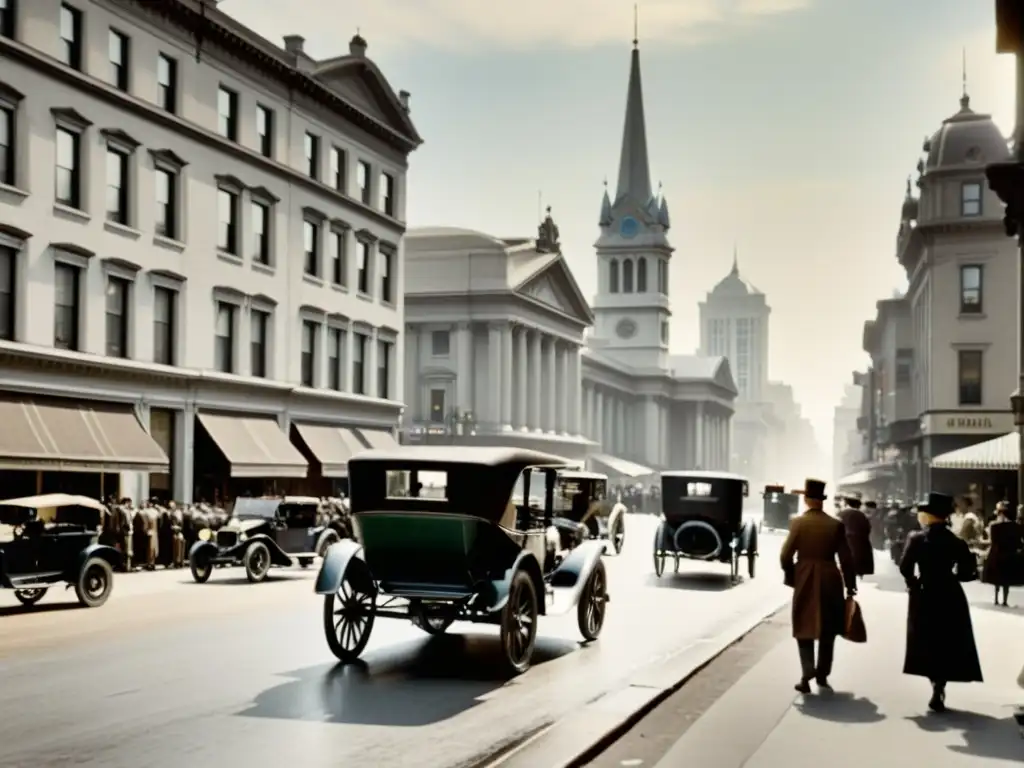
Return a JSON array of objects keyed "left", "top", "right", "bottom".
[{"left": 779, "top": 480, "right": 1003, "bottom": 717}]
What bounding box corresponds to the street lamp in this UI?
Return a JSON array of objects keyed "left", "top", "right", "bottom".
[{"left": 987, "top": 0, "right": 1024, "bottom": 510}]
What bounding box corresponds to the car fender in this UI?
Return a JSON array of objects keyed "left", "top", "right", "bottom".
[
  {"left": 482, "top": 550, "right": 545, "bottom": 615},
  {"left": 70, "top": 542, "right": 123, "bottom": 578},
  {"left": 241, "top": 534, "right": 293, "bottom": 567},
  {"left": 189, "top": 540, "right": 218, "bottom": 563},
  {"left": 314, "top": 538, "right": 366, "bottom": 595},
  {"left": 608, "top": 504, "right": 626, "bottom": 532},
  {"left": 546, "top": 540, "right": 606, "bottom": 615}
]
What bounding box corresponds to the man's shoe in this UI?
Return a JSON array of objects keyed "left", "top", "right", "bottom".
[
  {"left": 795, "top": 679, "right": 811, "bottom": 694},
  {"left": 815, "top": 678, "right": 833, "bottom": 691}
]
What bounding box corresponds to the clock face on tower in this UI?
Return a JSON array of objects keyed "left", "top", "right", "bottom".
[
  {"left": 619, "top": 216, "right": 639, "bottom": 239},
  {"left": 615, "top": 318, "right": 638, "bottom": 339}
]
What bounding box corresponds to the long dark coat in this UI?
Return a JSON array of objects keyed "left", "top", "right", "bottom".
[
  {"left": 982, "top": 519, "right": 1024, "bottom": 587},
  {"left": 780, "top": 509, "right": 857, "bottom": 640},
  {"left": 900, "top": 523, "right": 983, "bottom": 683},
  {"left": 838, "top": 506, "right": 874, "bottom": 575}
]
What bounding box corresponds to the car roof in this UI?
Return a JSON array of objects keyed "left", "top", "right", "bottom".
[
  {"left": 349, "top": 445, "right": 572, "bottom": 467},
  {"left": 661, "top": 470, "right": 748, "bottom": 482},
  {"left": 0, "top": 493, "right": 106, "bottom": 512},
  {"left": 558, "top": 470, "right": 607, "bottom": 481}
]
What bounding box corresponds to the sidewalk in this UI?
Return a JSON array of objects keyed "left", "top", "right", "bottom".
[{"left": 652, "top": 564, "right": 1024, "bottom": 767}]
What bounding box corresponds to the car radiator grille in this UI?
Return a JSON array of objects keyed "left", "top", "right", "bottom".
[{"left": 216, "top": 530, "right": 238, "bottom": 547}]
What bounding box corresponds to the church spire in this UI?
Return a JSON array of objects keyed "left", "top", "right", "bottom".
[
  {"left": 731, "top": 244, "right": 739, "bottom": 275},
  {"left": 614, "top": 5, "right": 653, "bottom": 206}
]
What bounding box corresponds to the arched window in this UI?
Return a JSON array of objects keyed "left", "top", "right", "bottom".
[
  {"left": 609, "top": 259, "right": 619, "bottom": 293},
  {"left": 637, "top": 257, "right": 647, "bottom": 292},
  {"left": 623, "top": 259, "right": 634, "bottom": 293}
]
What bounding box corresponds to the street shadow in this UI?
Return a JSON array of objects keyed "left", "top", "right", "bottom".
[
  {"left": 239, "top": 633, "right": 578, "bottom": 727},
  {"left": 0, "top": 600, "right": 84, "bottom": 617},
  {"left": 181, "top": 573, "right": 312, "bottom": 586},
  {"left": 645, "top": 571, "right": 736, "bottom": 592},
  {"left": 907, "top": 710, "right": 1022, "bottom": 761},
  {"left": 795, "top": 691, "right": 886, "bottom": 724}
]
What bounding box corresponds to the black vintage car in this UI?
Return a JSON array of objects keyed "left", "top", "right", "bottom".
[
  {"left": 550, "top": 471, "right": 627, "bottom": 558},
  {"left": 315, "top": 446, "right": 609, "bottom": 675},
  {"left": 762, "top": 484, "right": 800, "bottom": 531},
  {"left": 188, "top": 496, "right": 341, "bottom": 583},
  {"left": 0, "top": 494, "right": 122, "bottom": 608},
  {"left": 654, "top": 471, "right": 758, "bottom": 582}
]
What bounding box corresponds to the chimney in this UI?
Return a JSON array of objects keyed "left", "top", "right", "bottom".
[
  {"left": 398, "top": 90, "right": 410, "bottom": 112},
  {"left": 349, "top": 33, "right": 367, "bottom": 57},
  {"left": 283, "top": 35, "right": 305, "bottom": 55}
]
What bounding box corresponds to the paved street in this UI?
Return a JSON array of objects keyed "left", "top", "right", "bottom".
[{"left": 0, "top": 515, "right": 787, "bottom": 768}]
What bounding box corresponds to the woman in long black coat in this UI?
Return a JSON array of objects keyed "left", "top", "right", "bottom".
[
  {"left": 900, "top": 492, "right": 983, "bottom": 713},
  {"left": 982, "top": 502, "right": 1024, "bottom": 606}
]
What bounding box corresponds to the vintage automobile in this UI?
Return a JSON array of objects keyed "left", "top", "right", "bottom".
[
  {"left": 653, "top": 471, "right": 758, "bottom": 582},
  {"left": 762, "top": 484, "right": 800, "bottom": 531},
  {"left": 0, "top": 493, "right": 122, "bottom": 608},
  {"left": 315, "top": 446, "right": 609, "bottom": 675},
  {"left": 550, "top": 471, "right": 626, "bottom": 557},
  {"left": 189, "top": 496, "right": 341, "bottom": 583}
]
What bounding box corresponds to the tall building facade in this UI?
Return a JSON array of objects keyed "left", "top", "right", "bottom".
[{"left": 0, "top": 0, "right": 420, "bottom": 502}]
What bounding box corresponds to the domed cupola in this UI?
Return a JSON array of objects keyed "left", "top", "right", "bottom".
[
  {"left": 921, "top": 92, "right": 1009, "bottom": 173},
  {"left": 900, "top": 176, "right": 918, "bottom": 221}
]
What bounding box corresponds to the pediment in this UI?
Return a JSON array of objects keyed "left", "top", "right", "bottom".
[
  {"left": 516, "top": 257, "right": 594, "bottom": 326},
  {"left": 314, "top": 61, "right": 420, "bottom": 145},
  {"left": 713, "top": 358, "right": 738, "bottom": 394}
]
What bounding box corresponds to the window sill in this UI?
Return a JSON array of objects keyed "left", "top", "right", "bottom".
[
  {"left": 331, "top": 282, "right": 349, "bottom": 294},
  {"left": 252, "top": 261, "right": 275, "bottom": 276},
  {"left": 357, "top": 292, "right": 373, "bottom": 303},
  {"left": 153, "top": 234, "right": 186, "bottom": 253},
  {"left": 53, "top": 202, "right": 90, "bottom": 223},
  {"left": 958, "top": 312, "right": 986, "bottom": 320},
  {"left": 216, "top": 250, "right": 243, "bottom": 266},
  {"left": 381, "top": 299, "right": 396, "bottom": 310},
  {"left": 303, "top": 273, "right": 325, "bottom": 287},
  {"left": 104, "top": 220, "right": 142, "bottom": 240},
  {"left": 0, "top": 182, "right": 29, "bottom": 200}
]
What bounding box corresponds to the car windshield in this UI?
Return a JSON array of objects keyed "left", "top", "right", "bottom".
[
  {"left": 385, "top": 469, "right": 449, "bottom": 500},
  {"left": 512, "top": 469, "right": 547, "bottom": 513}
]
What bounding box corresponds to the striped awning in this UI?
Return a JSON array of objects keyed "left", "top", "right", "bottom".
[{"left": 930, "top": 432, "right": 1019, "bottom": 470}]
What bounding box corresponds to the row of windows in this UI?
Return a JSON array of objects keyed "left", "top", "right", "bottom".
[
  {"left": 0, "top": 246, "right": 394, "bottom": 398},
  {"left": 1, "top": 1, "right": 400, "bottom": 218},
  {"left": 607, "top": 256, "right": 668, "bottom": 295}
]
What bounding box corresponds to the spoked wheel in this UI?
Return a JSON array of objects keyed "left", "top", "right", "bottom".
[
  {"left": 577, "top": 560, "right": 607, "bottom": 641},
  {"left": 611, "top": 518, "right": 625, "bottom": 555},
  {"left": 499, "top": 570, "right": 538, "bottom": 675},
  {"left": 76, "top": 557, "right": 113, "bottom": 608},
  {"left": 323, "top": 561, "right": 376, "bottom": 662},
  {"left": 244, "top": 542, "right": 271, "bottom": 583},
  {"left": 14, "top": 588, "right": 47, "bottom": 606}
]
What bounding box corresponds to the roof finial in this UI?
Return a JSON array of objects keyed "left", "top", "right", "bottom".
[
  {"left": 731, "top": 244, "right": 739, "bottom": 275},
  {"left": 960, "top": 46, "right": 970, "bottom": 109},
  {"left": 633, "top": 3, "right": 638, "bottom": 49},
  {"left": 905, "top": 175, "right": 912, "bottom": 198}
]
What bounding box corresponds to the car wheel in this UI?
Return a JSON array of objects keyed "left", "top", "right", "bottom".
[
  {"left": 323, "top": 559, "right": 376, "bottom": 662},
  {"left": 14, "top": 588, "right": 47, "bottom": 606},
  {"left": 76, "top": 557, "right": 113, "bottom": 608},
  {"left": 190, "top": 550, "right": 213, "bottom": 583},
  {"left": 577, "top": 560, "right": 607, "bottom": 641},
  {"left": 653, "top": 526, "right": 666, "bottom": 577},
  {"left": 730, "top": 550, "right": 740, "bottom": 584},
  {"left": 317, "top": 529, "right": 341, "bottom": 558},
  {"left": 748, "top": 550, "right": 757, "bottom": 579},
  {"left": 244, "top": 542, "right": 271, "bottom": 583},
  {"left": 499, "top": 570, "right": 538, "bottom": 675}
]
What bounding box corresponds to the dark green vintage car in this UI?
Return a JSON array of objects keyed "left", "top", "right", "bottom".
[
  {"left": 762, "top": 484, "right": 800, "bottom": 531},
  {"left": 315, "top": 446, "right": 610, "bottom": 674}
]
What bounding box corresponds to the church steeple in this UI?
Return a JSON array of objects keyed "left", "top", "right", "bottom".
[{"left": 614, "top": 22, "right": 653, "bottom": 206}]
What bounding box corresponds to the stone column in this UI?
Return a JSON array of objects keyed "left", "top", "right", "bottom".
[
  {"left": 568, "top": 344, "right": 581, "bottom": 435},
  {"left": 516, "top": 326, "right": 528, "bottom": 430},
  {"left": 456, "top": 322, "right": 472, "bottom": 411},
  {"left": 367, "top": 326, "right": 380, "bottom": 397},
  {"left": 644, "top": 398, "right": 660, "bottom": 467},
  {"left": 616, "top": 398, "right": 627, "bottom": 456},
  {"left": 174, "top": 404, "right": 195, "bottom": 504},
  {"left": 528, "top": 329, "right": 542, "bottom": 430},
  {"left": 488, "top": 323, "right": 503, "bottom": 428},
  {"left": 595, "top": 389, "right": 605, "bottom": 450},
  {"left": 694, "top": 401, "right": 705, "bottom": 469},
  {"left": 557, "top": 343, "right": 570, "bottom": 433},
  {"left": 543, "top": 336, "right": 557, "bottom": 432},
  {"left": 500, "top": 323, "right": 513, "bottom": 429},
  {"left": 404, "top": 325, "right": 419, "bottom": 421}
]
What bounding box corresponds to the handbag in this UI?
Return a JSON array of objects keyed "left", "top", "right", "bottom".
[{"left": 843, "top": 596, "right": 867, "bottom": 643}]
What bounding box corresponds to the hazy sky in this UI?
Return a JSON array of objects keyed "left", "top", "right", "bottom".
[{"left": 226, "top": 0, "right": 1016, "bottom": 454}]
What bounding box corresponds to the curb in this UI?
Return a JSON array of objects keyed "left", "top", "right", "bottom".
[{"left": 485, "top": 596, "right": 791, "bottom": 768}]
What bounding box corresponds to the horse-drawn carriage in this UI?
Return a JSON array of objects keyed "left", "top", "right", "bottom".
[
  {"left": 0, "top": 493, "right": 121, "bottom": 608},
  {"left": 550, "top": 470, "right": 626, "bottom": 557},
  {"left": 762, "top": 484, "right": 800, "bottom": 531},
  {"left": 653, "top": 471, "right": 758, "bottom": 583},
  {"left": 315, "top": 446, "right": 609, "bottom": 674}
]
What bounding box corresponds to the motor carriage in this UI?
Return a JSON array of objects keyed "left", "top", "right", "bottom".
[
  {"left": 0, "top": 493, "right": 122, "bottom": 608},
  {"left": 653, "top": 471, "right": 758, "bottom": 583},
  {"left": 762, "top": 484, "right": 800, "bottom": 531},
  {"left": 188, "top": 496, "right": 341, "bottom": 583},
  {"left": 315, "top": 446, "right": 609, "bottom": 675},
  {"left": 549, "top": 471, "right": 626, "bottom": 558}
]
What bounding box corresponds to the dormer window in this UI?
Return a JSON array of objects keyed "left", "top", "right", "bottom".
[{"left": 961, "top": 182, "right": 981, "bottom": 217}]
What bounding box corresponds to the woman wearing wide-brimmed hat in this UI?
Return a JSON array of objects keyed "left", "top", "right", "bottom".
[{"left": 900, "top": 492, "right": 983, "bottom": 712}]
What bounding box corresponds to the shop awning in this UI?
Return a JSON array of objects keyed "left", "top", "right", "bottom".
[
  {"left": 357, "top": 428, "right": 399, "bottom": 450},
  {"left": 0, "top": 398, "right": 168, "bottom": 472},
  {"left": 293, "top": 423, "right": 367, "bottom": 477},
  {"left": 196, "top": 413, "right": 308, "bottom": 478},
  {"left": 588, "top": 453, "right": 655, "bottom": 479},
  {"left": 930, "top": 432, "right": 1018, "bottom": 471},
  {"left": 837, "top": 462, "right": 895, "bottom": 488}
]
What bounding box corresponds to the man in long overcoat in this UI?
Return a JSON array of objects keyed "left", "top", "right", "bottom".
[
  {"left": 837, "top": 494, "right": 874, "bottom": 577},
  {"left": 780, "top": 479, "right": 857, "bottom": 693}
]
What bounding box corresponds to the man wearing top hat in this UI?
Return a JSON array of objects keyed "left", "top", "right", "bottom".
[
  {"left": 781, "top": 479, "right": 857, "bottom": 693},
  {"left": 837, "top": 492, "right": 874, "bottom": 579}
]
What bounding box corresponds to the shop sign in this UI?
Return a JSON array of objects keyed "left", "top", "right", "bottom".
[{"left": 920, "top": 412, "right": 1014, "bottom": 435}]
